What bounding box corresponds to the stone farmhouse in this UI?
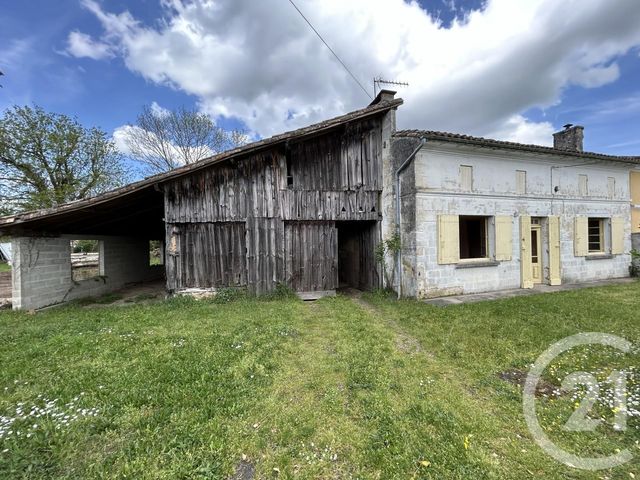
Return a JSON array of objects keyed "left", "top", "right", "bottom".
[{"left": 0, "top": 91, "right": 638, "bottom": 309}]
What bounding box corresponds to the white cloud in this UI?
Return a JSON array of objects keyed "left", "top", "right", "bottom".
[
  {"left": 485, "top": 115, "right": 555, "bottom": 146},
  {"left": 149, "top": 101, "right": 170, "bottom": 118},
  {"left": 70, "top": 0, "right": 640, "bottom": 143},
  {"left": 112, "top": 124, "right": 136, "bottom": 156},
  {"left": 66, "top": 31, "right": 114, "bottom": 60}
]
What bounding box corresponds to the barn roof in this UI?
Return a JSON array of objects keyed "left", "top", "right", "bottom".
[
  {"left": 395, "top": 129, "right": 640, "bottom": 165},
  {"left": 0, "top": 95, "right": 402, "bottom": 236}
]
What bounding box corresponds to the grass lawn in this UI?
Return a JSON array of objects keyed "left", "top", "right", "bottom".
[
  {"left": 0, "top": 262, "right": 11, "bottom": 273},
  {"left": 0, "top": 283, "right": 638, "bottom": 479}
]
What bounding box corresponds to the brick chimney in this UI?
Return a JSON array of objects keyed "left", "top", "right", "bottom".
[{"left": 553, "top": 124, "right": 584, "bottom": 152}]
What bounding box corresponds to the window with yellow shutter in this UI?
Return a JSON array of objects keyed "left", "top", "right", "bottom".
[
  {"left": 588, "top": 218, "right": 605, "bottom": 253},
  {"left": 459, "top": 216, "right": 489, "bottom": 259},
  {"left": 579, "top": 174, "right": 589, "bottom": 196},
  {"left": 459, "top": 165, "right": 473, "bottom": 191}
]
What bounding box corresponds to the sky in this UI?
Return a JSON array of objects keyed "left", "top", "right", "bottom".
[{"left": 1, "top": 0, "right": 639, "bottom": 172}]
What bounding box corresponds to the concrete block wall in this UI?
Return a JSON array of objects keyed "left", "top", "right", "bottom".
[{"left": 12, "top": 235, "right": 163, "bottom": 310}]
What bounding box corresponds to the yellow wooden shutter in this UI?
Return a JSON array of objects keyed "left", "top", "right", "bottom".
[
  {"left": 437, "top": 215, "right": 460, "bottom": 264},
  {"left": 520, "top": 215, "right": 533, "bottom": 289},
  {"left": 516, "top": 170, "right": 527, "bottom": 195},
  {"left": 574, "top": 217, "right": 588, "bottom": 256},
  {"left": 495, "top": 216, "right": 513, "bottom": 261},
  {"left": 632, "top": 208, "right": 640, "bottom": 235},
  {"left": 611, "top": 217, "right": 625, "bottom": 255},
  {"left": 548, "top": 216, "right": 561, "bottom": 286},
  {"left": 459, "top": 166, "right": 473, "bottom": 191},
  {"left": 631, "top": 171, "right": 640, "bottom": 204}
]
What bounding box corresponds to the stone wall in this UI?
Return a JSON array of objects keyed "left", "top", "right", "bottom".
[
  {"left": 402, "top": 142, "right": 633, "bottom": 299},
  {"left": 12, "top": 235, "right": 163, "bottom": 310}
]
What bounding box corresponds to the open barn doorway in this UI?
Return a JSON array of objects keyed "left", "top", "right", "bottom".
[{"left": 337, "top": 221, "right": 380, "bottom": 291}]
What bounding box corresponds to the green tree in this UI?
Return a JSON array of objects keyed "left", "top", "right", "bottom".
[{"left": 0, "top": 105, "right": 129, "bottom": 213}]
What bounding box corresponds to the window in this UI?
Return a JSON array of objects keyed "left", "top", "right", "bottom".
[
  {"left": 516, "top": 170, "right": 527, "bottom": 194},
  {"left": 459, "top": 216, "right": 489, "bottom": 259},
  {"left": 607, "top": 177, "right": 616, "bottom": 199},
  {"left": 149, "top": 240, "right": 164, "bottom": 266},
  {"left": 285, "top": 149, "right": 294, "bottom": 187},
  {"left": 459, "top": 165, "right": 473, "bottom": 191},
  {"left": 579, "top": 174, "right": 589, "bottom": 196},
  {"left": 587, "top": 218, "right": 605, "bottom": 253},
  {"left": 70, "top": 240, "right": 103, "bottom": 281}
]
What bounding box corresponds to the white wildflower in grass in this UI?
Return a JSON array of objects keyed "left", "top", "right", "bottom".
[{"left": 0, "top": 393, "right": 102, "bottom": 441}]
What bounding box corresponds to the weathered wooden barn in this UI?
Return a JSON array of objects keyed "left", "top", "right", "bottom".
[{"left": 0, "top": 92, "right": 402, "bottom": 309}]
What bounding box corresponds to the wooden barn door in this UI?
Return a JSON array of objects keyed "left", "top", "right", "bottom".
[
  {"left": 284, "top": 221, "right": 337, "bottom": 293},
  {"left": 179, "top": 222, "right": 247, "bottom": 289}
]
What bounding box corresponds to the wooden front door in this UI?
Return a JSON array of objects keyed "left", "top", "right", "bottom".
[{"left": 530, "top": 223, "right": 543, "bottom": 284}]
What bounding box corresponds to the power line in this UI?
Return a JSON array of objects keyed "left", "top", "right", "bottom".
[{"left": 287, "top": 0, "right": 372, "bottom": 100}]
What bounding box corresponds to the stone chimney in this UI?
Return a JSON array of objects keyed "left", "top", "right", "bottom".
[
  {"left": 553, "top": 124, "right": 584, "bottom": 152},
  {"left": 369, "top": 89, "right": 396, "bottom": 106}
]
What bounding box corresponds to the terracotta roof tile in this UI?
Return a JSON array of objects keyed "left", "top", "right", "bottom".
[{"left": 394, "top": 129, "right": 640, "bottom": 164}]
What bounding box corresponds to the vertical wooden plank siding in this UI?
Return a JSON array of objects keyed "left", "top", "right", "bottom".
[
  {"left": 162, "top": 114, "right": 385, "bottom": 294},
  {"left": 284, "top": 221, "right": 337, "bottom": 292},
  {"left": 170, "top": 222, "right": 247, "bottom": 289}
]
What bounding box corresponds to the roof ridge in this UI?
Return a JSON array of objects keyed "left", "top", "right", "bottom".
[{"left": 394, "top": 129, "right": 640, "bottom": 163}]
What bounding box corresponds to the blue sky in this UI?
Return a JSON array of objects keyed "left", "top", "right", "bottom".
[{"left": 1, "top": 0, "right": 639, "bottom": 165}]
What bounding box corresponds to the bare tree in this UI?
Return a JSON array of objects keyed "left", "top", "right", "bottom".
[
  {"left": 0, "top": 105, "right": 129, "bottom": 214},
  {"left": 123, "top": 105, "right": 248, "bottom": 174}
]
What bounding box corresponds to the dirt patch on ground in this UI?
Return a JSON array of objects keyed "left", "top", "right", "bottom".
[
  {"left": 394, "top": 333, "right": 423, "bottom": 354},
  {"left": 498, "top": 368, "right": 562, "bottom": 398},
  {"left": 230, "top": 459, "right": 255, "bottom": 480},
  {"left": 78, "top": 280, "right": 166, "bottom": 308}
]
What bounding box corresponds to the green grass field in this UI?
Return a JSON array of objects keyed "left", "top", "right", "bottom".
[
  {"left": 0, "top": 262, "right": 11, "bottom": 273},
  {"left": 0, "top": 282, "right": 638, "bottom": 479}
]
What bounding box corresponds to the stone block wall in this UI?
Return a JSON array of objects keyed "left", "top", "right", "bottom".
[{"left": 398, "top": 143, "right": 634, "bottom": 299}]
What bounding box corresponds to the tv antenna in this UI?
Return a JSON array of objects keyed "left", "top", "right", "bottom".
[{"left": 373, "top": 76, "right": 409, "bottom": 97}]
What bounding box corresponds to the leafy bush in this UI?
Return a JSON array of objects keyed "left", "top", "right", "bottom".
[
  {"left": 631, "top": 249, "right": 640, "bottom": 277},
  {"left": 212, "top": 287, "right": 247, "bottom": 304},
  {"left": 71, "top": 240, "right": 99, "bottom": 253},
  {"left": 260, "top": 283, "right": 297, "bottom": 301}
]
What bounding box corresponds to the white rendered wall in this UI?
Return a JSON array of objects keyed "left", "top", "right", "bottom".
[{"left": 406, "top": 142, "right": 632, "bottom": 299}]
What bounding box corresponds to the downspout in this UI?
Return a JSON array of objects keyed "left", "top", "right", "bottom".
[{"left": 395, "top": 137, "right": 426, "bottom": 298}]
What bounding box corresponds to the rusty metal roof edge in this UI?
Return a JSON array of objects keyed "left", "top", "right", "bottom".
[
  {"left": 0, "top": 99, "right": 403, "bottom": 228},
  {"left": 394, "top": 129, "right": 640, "bottom": 164}
]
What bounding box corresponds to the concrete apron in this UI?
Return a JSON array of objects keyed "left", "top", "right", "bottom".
[{"left": 423, "top": 277, "right": 638, "bottom": 306}]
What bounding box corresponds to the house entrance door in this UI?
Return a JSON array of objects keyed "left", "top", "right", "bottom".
[{"left": 530, "top": 221, "right": 543, "bottom": 284}]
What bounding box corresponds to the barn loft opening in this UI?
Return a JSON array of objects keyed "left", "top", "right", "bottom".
[{"left": 337, "top": 220, "right": 379, "bottom": 291}]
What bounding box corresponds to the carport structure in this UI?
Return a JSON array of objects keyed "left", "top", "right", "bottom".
[{"left": 0, "top": 180, "right": 166, "bottom": 310}]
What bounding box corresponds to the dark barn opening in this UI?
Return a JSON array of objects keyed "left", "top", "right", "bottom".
[{"left": 337, "top": 221, "right": 379, "bottom": 291}]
